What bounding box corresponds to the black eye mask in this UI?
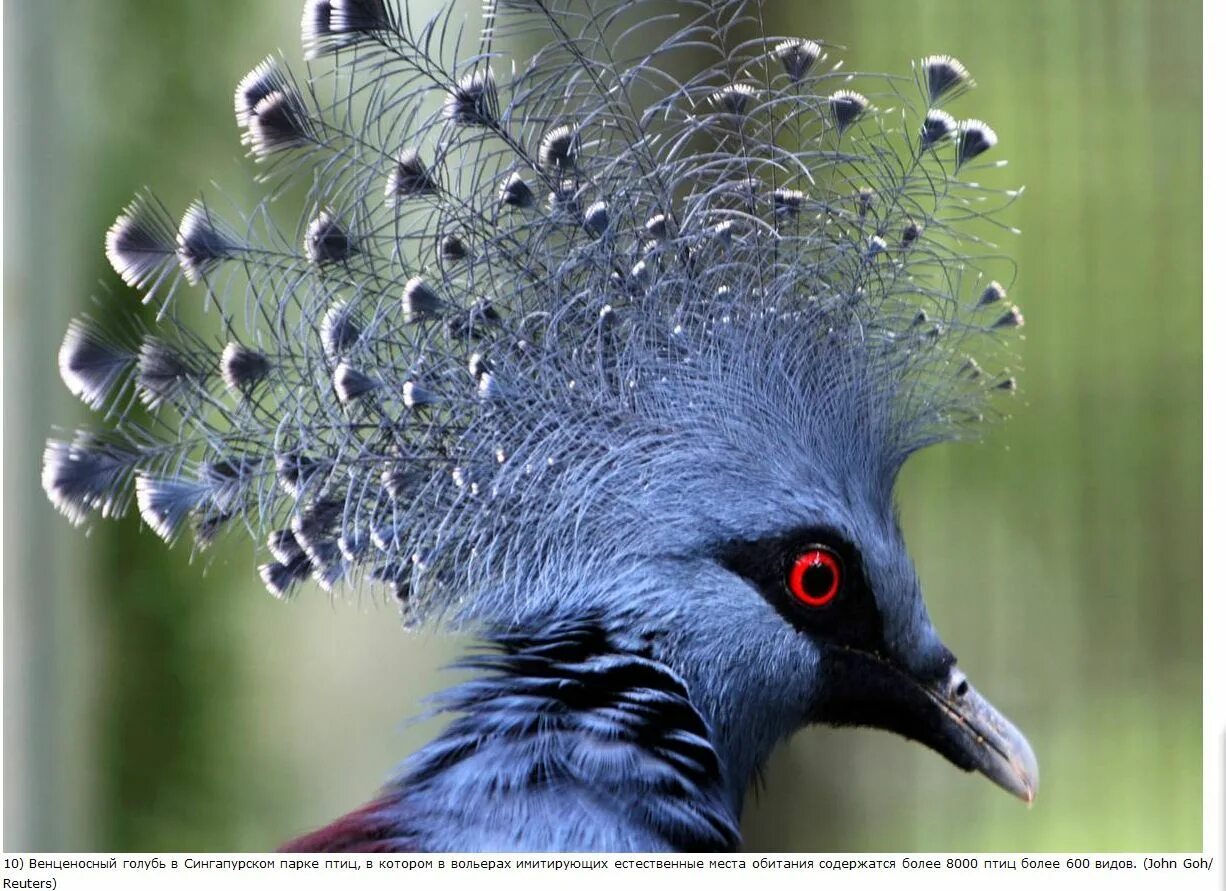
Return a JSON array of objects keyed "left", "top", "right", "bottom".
[{"left": 717, "top": 526, "right": 886, "bottom": 652}]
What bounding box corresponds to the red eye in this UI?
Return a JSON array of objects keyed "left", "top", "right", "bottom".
[{"left": 788, "top": 547, "right": 842, "bottom": 607}]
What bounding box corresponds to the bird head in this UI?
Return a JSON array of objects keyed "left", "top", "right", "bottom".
[
  {"left": 41, "top": 0, "right": 1037, "bottom": 828},
  {"left": 461, "top": 317, "right": 1037, "bottom": 806}
]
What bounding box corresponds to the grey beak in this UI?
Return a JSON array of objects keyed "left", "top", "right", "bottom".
[
  {"left": 935, "top": 668, "right": 1039, "bottom": 803},
  {"left": 817, "top": 647, "right": 1039, "bottom": 803}
]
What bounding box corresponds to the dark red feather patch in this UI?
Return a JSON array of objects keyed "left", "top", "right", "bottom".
[{"left": 279, "top": 796, "right": 416, "bottom": 853}]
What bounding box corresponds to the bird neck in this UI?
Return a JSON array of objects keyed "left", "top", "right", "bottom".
[
  {"left": 287, "top": 618, "right": 744, "bottom": 852},
  {"left": 651, "top": 632, "right": 813, "bottom": 814},
  {"left": 676, "top": 672, "right": 790, "bottom": 813}
]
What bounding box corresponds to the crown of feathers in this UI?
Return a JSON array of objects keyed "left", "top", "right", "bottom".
[{"left": 43, "top": 0, "right": 1022, "bottom": 626}]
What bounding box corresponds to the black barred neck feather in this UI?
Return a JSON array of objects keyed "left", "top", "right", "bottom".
[{"left": 373, "top": 618, "right": 739, "bottom": 852}]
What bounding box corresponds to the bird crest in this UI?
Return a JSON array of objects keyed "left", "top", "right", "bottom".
[{"left": 43, "top": 0, "right": 1023, "bottom": 632}]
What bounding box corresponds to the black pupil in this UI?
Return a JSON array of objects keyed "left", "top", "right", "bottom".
[{"left": 802, "top": 560, "right": 835, "bottom": 599}]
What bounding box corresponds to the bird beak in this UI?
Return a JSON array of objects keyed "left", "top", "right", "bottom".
[
  {"left": 922, "top": 668, "right": 1039, "bottom": 803},
  {"left": 819, "top": 648, "right": 1039, "bottom": 803}
]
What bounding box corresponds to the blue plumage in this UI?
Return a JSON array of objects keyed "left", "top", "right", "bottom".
[
  {"left": 42, "top": 0, "right": 1036, "bottom": 851},
  {"left": 387, "top": 620, "right": 739, "bottom": 851}
]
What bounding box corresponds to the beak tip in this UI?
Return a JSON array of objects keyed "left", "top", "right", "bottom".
[
  {"left": 949, "top": 678, "right": 1039, "bottom": 806},
  {"left": 1019, "top": 781, "right": 1037, "bottom": 807},
  {"left": 1005, "top": 738, "right": 1039, "bottom": 806}
]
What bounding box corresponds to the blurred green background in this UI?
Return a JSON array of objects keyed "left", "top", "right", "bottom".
[{"left": 4, "top": 0, "right": 1201, "bottom": 852}]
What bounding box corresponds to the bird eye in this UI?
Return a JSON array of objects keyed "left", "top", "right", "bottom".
[{"left": 788, "top": 547, "right": 842, "bottom": 607}]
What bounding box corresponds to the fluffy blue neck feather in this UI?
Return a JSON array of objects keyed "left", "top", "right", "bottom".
[{"left": 285, "top": 618, "right": 743, "bottom": 852}]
